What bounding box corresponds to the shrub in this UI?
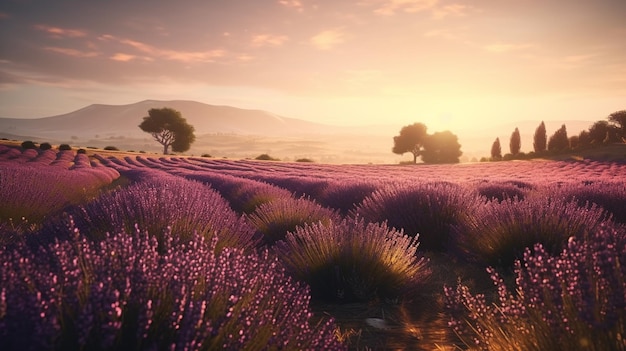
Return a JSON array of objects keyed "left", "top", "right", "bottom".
[
  {"left": 39, "top": 142, "right": 52, "bottom": 150},
  {"left": 353, "top": 182, "right": 481, "bottom": 251},
  {"left": 275, "top": 217, "right": 430, "bottom": 302},
  {"left": 20, "top": 140, "right": 37, "bottom": 149},
  {"left": 444, "top": 225, "right": 626, "bottom": 351},
  {"left": 475, "top": 180, "right": 532, "bottom": 202},
  {"left": 201, "top": 153, "right": 211, "bottom": 157},
  {"left": 247, "top": 196, "right": 340, "bottom": 246},
  {"left": 58, "top": 144, "right": 72, "bottom": 150},
  {"left": 255, "top": 153, "right": 279, "bottom": 161},
  {"left": 76, "top": 148, "right": 87, "bottom": 154},
  {"left": 104, "top": 146, "right": 119, "bottom": 151},
  {"left": 316, "top": 180, "right": 377, "bottom": 215},
  {"left": 50, "top": 175, "right": 258, "bottom": 252},
  {"left": 258, "top": 176, "right": 329, "bottom": 199},
  {"left": 451, "top": 197, "right": 613, "bottom": 268},
  {"left": 0, "top": 224, "right": 343, "bottom": 350},
  {"left": 547, "top": 181, "right": 626, "bottom": 224},
  {"left": 296, "top": 158, "right": 314, "bottom": 162},
  {"left": 228, "top": 180, "right": 293, "bottom": 214}
]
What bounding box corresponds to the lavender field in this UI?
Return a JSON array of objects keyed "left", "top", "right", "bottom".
[{"left": 1, "top": 143, "right": 625, "bottom": 350}]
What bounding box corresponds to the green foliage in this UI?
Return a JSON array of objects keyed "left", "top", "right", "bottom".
[
  {"left": 20, "top": 140, "right": 37, "bottom": 149},
  {"left": 139, "top": 107, "right": 196, "bottom": 154},
  {"left": 490, "top": 137, "right": 502, "bottom": 160},
  {"left": 588, "top": 120, "right": 618, "bottom": 144},
  {"left": 547, "top": 124, "right": 569, "bottom": 152},
  {"left": 608, "top": 109, "right": 626, "bottom": 139},
  {"left": 533, "top": 121, "right": 547, "bottom": 153},
  {"left": 509, "top": 127, "right": 521, "bottom": 155},
  {"left": 392, "top": 122, "right": 428, "bottom": 163},
  {"left": 421, "top": 130, "right": 462, "bottom": 164},
  {"left": 58, "top": 144, "right": 72, "bottom": 150}
]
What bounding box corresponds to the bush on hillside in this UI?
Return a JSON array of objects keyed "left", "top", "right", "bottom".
[
  {"left": 255, "top": 154, "right": 279, "bottom": 161},
  {"left": 39, "top": 142, "right": 52, "bottom": 150},
  {"left": 20, "top": 140, "right": 37, "bottom": 149}
]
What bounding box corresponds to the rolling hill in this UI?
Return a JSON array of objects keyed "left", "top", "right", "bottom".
[{"left": 0, "top": 100, "right": 332, "bottom": 141}]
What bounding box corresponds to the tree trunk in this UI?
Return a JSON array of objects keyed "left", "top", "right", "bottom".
[{"left": 163, "top": 144, "right": 169, "bottom": 155}]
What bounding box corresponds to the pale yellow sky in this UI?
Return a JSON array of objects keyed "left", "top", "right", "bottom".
[{"left": 0, "top": 0, "right": 624, "bottom": 133}]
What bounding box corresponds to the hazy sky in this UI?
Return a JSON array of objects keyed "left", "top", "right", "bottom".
[{"left": 1, "top": 0, "right": 625, "bottom": 131}]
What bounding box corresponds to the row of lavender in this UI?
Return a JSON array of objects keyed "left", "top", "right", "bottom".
[
  {"left": 93, "top": 154, "right": 626, "bottom": 349},
  {"left": 0, "top": 148, "right": 345, "bottom": 350},
  {"left": 0, "top": 145, "right": 120, "bottom": 236},
  {"left": 1, "top": 146, "right": 625, "bottom": 349}
]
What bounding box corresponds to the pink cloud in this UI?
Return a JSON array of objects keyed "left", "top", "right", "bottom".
[
  {"left": 110, "top": 53, "right": 138, "bottom": 62},
  {"left": 310, "top": 29, "right": 346, "bottom": 50},
  {"left": 369, "top": 0, "right": 438, "bottom": 16},
  {"left": 278, "top": 0, "right": 304, "bottom": 12},
  {"left": 44, "top": 46, "right": 99, "bottom": 58},
  {"left": 34, "top": 24, "right": 87, "bottom": 38},
  {"left": 432, "top": 4, "right": 472, "bottom": 19},
  {"left": 251, "top": 34, "right": 289, "bottom": 47},
  {"left": 99, "top": 35, "right": 226, "bottom": 63}
]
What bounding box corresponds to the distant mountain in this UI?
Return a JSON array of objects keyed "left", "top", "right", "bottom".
[{"left": 0, "top": 100, "right": 333, "bottom": 141}]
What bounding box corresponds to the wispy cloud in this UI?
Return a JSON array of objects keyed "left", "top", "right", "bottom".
[
  {"left": 110, "top": 53, "right": 144, "bottom": 62},
  {"left": 251, "top": 34, "right": 289, "bottom": 47},
  {"left": 0, "top": 12, "right": 9, "bottom": 19},
  {"left": 369, "top": 0, "right": 438, "bottom": 16},
  {"left": 44, "top": 46, "right": 99, "bottom": 58},
  {"left": 432, "top": 4, "right": 472, "bottom": 19},
  {"left": 99, "top": 34, "right": 225, "bottom": 63},
  {"left": 310, "top": 29, "right": 345, "bottom": 50},
  {"left": 34, "top": 24, "right": 87, "bottom": 38},
  {"left": 278, "top": 0, "right": 304, "bottom": 12}
]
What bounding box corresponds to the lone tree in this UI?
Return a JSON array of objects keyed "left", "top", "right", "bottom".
[
  {"left": 533, "top": 121, "right": 547, "bottom": 153},
  {"left": 392, "top": 123, "right": 428, "bottom": 163},
  {"left": 421, "top": 131, "right": 462, "bottom": 164},
  {"left": 491, "top": 137, "right": 502, "bottom": 160},
  {"left": 509, "top": 127, "right": 521, "bottom": 155},
  {"left": 547, "top": 124, "right": 569, "bottom": 152},
  {"left": 139, "top": 108, "right": 196, "bottom": 154}
]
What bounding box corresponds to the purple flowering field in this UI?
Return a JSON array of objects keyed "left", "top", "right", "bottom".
[{"left": 1, "top": 143, "right": 625, "bottom": 350}]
